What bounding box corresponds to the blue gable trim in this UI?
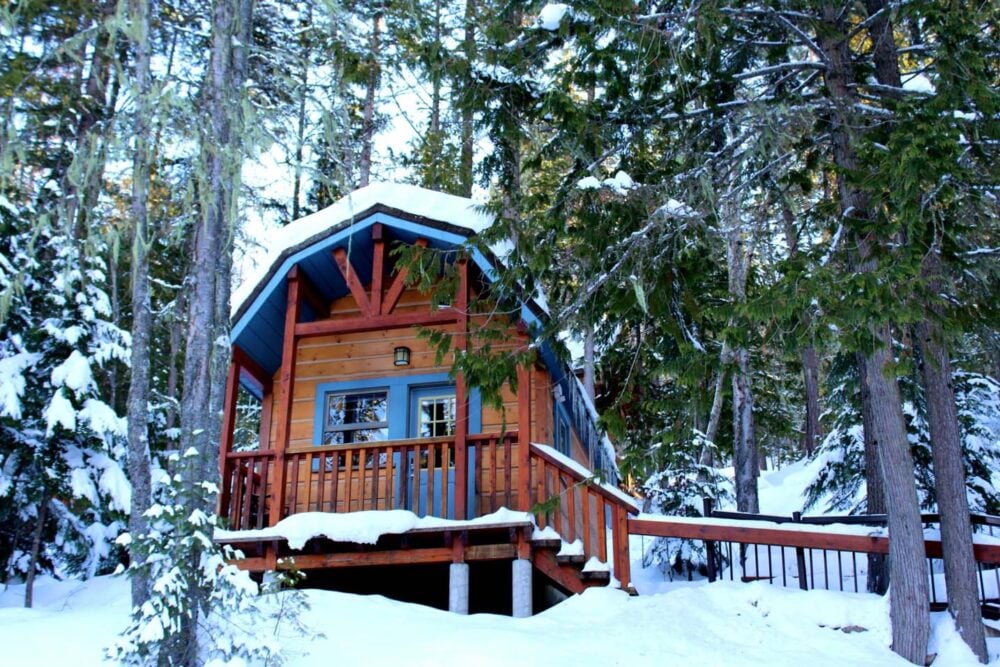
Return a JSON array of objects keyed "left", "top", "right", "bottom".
[{"left": 310, "top": 372, "right": 482, "bottom": 445}]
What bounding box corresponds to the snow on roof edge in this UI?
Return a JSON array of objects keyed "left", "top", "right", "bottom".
[{"left": 233, "top": 182, "right": 494, "bottom": 317}]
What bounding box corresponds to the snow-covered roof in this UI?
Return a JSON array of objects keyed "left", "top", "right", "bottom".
[{"left": 234, "top": 182, "right": 493, "bottom": 316}]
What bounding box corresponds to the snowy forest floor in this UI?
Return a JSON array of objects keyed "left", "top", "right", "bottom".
[{"left": 2, "top": 460, "right": 998, "bottom": 666}]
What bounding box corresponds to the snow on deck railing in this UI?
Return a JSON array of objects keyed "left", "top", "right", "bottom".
[{"left": 530, "top": 442, "right": 639, "bottom": 512}]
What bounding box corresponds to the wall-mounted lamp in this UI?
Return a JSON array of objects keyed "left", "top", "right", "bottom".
[{"left": 394, "top": 346, "right": 411, "bottom": 367}]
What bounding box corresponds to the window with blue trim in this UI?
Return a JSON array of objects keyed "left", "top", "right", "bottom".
[
  {"left": 322, "top": 390, "right": 389, "bottom": 444},
  {"left": 554, "top": 404, "right": 571, "bottom": 456}
]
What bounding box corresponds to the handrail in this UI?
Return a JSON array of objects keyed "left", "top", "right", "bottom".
[
  {"left": 529, "top": 443, "right": 638, "bottom": 513},
  {"left": 226, "top": 449, "right": 277, "bottom": 460},
  {"left": 283, "top": 433, "right": 504, "bottom": 457}
]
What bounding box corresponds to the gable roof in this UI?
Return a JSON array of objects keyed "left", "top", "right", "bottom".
[{"left": 230, "top": 183, "right": 618, "bottom": 481}]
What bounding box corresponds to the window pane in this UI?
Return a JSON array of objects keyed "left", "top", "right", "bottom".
[{"left": 418, "top": 395, "right": 455, "bottom": 438}]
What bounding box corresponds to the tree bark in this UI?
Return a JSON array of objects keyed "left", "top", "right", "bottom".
[
  {"left": 173, "top": 0, "right": 253, "bottom": 660},
  {"left": 816, "top": 5, "right": 929, "bottom": 661},
  {"left": 726, "top": 222, "right": 759, "bottom": 513},
  {"left": 916, "top": 261, "right": 988, "bottom": 663},
  {"left": 125, "top": 0, "right": 154, "bottom": 611},
  {"left": 858, "top": 353, "right": 889, "bottom": 594},
  {"left": 782, "top": 204, "right": 822, "bottom": 455},
  {"left": 358, "top": 11, "right": 381, "bottom": 187},
  {"left": 459, "top": 0, "right": 476, "bottom": 196},
  {"left": 23, "top": 496, "right": 49, "bottom": 609}
]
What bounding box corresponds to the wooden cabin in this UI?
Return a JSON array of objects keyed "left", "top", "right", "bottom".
[{"left": 216, "top": 183, "right": 638, "bottom": 615}]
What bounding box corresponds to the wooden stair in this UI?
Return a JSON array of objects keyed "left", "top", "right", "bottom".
[{"left": 530, "top": 536, "right": 611, "bottom": 595}]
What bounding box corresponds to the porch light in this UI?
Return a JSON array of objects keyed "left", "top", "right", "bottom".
[{"left": 394, "top": 346, "right": 411, "bottom": 367}]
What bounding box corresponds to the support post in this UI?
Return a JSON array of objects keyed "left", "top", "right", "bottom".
[
  {"left": 449, "top": 531, "right": 469, "bottom": 614},
  {"left": 517, "top": 361, "right": 531, "bottom": 512},
  {"left": 218, "top": 354, "right": 241, "bottom": 523},
  {"left": 703, "top": 497, "right": 717, "bottom": 583},
  {"left": 371, "top": 223, "right": 385, "bottom": 314},
  {"left": 454, "top": 259, "right": 469, "bottom": 519},
  {"left": 512, "top": 557, "right": 533, "bottom": 618},
  {"left": 793, "top": 511, "right": 808, "bottom": 590},
  {"left": 270, "top": 268, "right": 301, "bottom": 527}
]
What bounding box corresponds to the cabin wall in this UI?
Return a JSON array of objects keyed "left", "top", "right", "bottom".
[{"left": 264, "top": 283, "right": 534, "bottom": 451}]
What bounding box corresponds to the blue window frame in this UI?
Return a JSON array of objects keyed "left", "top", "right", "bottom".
[
  {"left": 554, "top": 402, "right": 572, "bottom": 456},
  {"left": 312, "top": 373, "right": 482, "bottom": 444}
]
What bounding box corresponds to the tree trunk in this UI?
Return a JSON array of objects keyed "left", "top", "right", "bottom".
[
  {"left": 23, "top": 495, "right": 49, "bottom": 609},
  {"left": 858, "top": 353, "right": 889, "bottom": 594},
  {"left": 291, "top": 3, "right": 311, "bottom": 221},
  {"left": 358, "top": 11, "right": 381, "bottom": 187},
  {"left": 916, "top": 262, "right": 988, "bottom": 663},
  {"left": 459, "top": 0, "right": 476, "bottom": 196},
  {"left": 782, "top": 204, "right": 822, "bottom": 455},
  {"left": 726, "top": 222, "right": 759, "bottom": 513},
  {"left": 173, "top": 0, "right": 253, "bottom": 660},
  {"left": 816, "top": 5, "right": 929, "bottom": 661},
  {"left": 125, "top": 0, "right": 154, "bottom": 611},
  {"left": 699, "top": 365, "right": 727, "bottom": 468}
]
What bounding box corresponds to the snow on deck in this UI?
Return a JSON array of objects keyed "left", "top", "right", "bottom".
[{"left": 216, "top": 508, "right": 533, "bottom": 550}]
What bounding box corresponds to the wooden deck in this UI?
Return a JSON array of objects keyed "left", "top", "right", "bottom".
[{"left": 217, "top": 439, "right": 638, "bottom": 590}]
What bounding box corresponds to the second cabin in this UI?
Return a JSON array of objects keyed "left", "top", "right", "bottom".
[{"left": 216, "top": 183, "right": 638, "bottom": 614}]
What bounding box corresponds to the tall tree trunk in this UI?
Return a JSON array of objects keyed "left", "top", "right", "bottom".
[
  {"left": 291, "top": 3, "right": 311, "bottom": 221},
  {"left": 699, "top": 363, "right": 726, "bottom": 469},
  {"left": 916, "top": 260, "right": 988, "bottom": 663},
  {"left": 816, "top": 5, "right": 929, "bottom": 661},
  {"left": 858, "top": 353, "right": 889, "bottom": 594},
  {"left": 782, "top": 204, "right": 822, "bottom": 455},
  {"left": 726, "top": 222, "right": 759, "bottom": 513},
  {"left": 358, "top": 11, "right": 381, "bottom": 187},
  {"left": 459, "top": 0, "right": 476, "bottom": 196},
  {"left": 125, "top": 0, "right": 154, "bottom": 611},
  {"left": 173, "top": 0, "right": 253, "bottom": 660}
]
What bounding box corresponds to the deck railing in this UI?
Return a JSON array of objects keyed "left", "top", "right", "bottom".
[
  {"left": 528, "top": 443, "right": 637, "bottom": 586},
  {"left": 628, "top": 509, "right": 1000, "bottom": 612},
  {"left": 222, "top": 433, "right": 520, "bottom": 529},
  {"left": 220, "top": 434, "right": 640, "bottom": 588}
]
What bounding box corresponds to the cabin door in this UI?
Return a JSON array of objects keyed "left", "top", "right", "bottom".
[{"left": 406, "top": 386, "right": 456, "bottom": 518}]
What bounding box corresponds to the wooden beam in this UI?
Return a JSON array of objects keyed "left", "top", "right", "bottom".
[
  {"left": 517, "top": 362, "right": 532, "bottom": 512},
  {"left": 371, "top": 223, "right": 385, "bottom": 315},
  {"left": 232, "top": 345, "right": 272, "bottom": 392},
  {"left": 454, "top": 259, "right": 469, "bottom": 520},
  {"left": 257, "top": 391, "right": 273, "bottom": 450},
  {"left": 333, "top": 247, "right": 373, "bottom": 316},
  {"left": 381, "top": 238, "right": 428, "bottom": 315},
  {"left": 281, "top": 548, "right": 455, "bottom": 570},
  {"left": 532, "top": 549, "right": 584, "bottom": 595},
  {"left": 217, "top": 355, "right": 240, "bottom": 522},
  {"left": 269, "top": 268, "right": 300, "bottom": 527},
  {"left": 296, "top": 268, "right": 329, "bottom": 318},
  {"left": 295, "top": 308, "right": 459, "bottom": 338}
]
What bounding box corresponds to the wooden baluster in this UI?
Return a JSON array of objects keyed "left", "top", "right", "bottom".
[
  {"left": 370, "top": 447, "right": 380, "bottom": 511},
  {"left": 386, "top": 446, "right": 395, "bottom": 509},
  {"left": 288, "top": 455, "right": 300, "bottom": 517},
  {"left": 345, "top": 449, "right": 354, "bottom": 512},
  {"left": 566, "top": 473, "right": 577, "bottom": 542},
  {"left": 582, "top": 490, "right": 592, "bottom": 560},
  {"left": 258, "top": 458, "right": 270, "bottom": 528},
  {"left": 317, "top": 450, "right": 326, "bottom": 512},
  {"left": 535, "top": 455, "right": 546, "bottom": 528},
  {"left": 241, "top": 460, "right": 254, "bottom": 531},
  {"left": 230, "top": 459, "right": 245, "bottom": 529},
  {"left": 490, "top": 437, "right": 499, "bottom": 513},
  {"left": 553, "top": 468, "right": 562, "bottom": 537},
  {"left": 442, "top": 442, "right": 449, "bottom": 516},
  {"left": 426, "top": 443, "right": 435, "bottom": 517},
  {"left": 329, "top": 452, "right": 339, "bottom": 513},
  {"left": 504, "top": 435, "right": 513, "bottom": 508},
  {"left": 474, "top": 438, "right": 484, "bottom": 517},
  {"left": 598, "top": 500, "right": 608, "bottom": 562},
  {"left": 304, "top": 453, "right": 314, "bottom": 512}
]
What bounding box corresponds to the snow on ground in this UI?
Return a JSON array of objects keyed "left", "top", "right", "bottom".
[
  {"left": 3, "top": 460, "right": 998, "bottom": 665},
  {"left": 4, "top": 573, "right": 995, "bottom": 666}
]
